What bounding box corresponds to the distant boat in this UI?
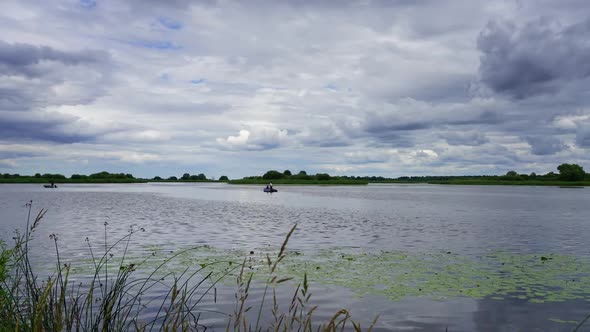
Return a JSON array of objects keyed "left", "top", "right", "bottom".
[
  {"left": 263, "top": 188, "right": 277, "bottom": 193},
  {"left": 43, "top": 184, "right": 58, "bottom": 188}
]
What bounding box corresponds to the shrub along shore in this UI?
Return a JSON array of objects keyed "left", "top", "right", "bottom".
[{"left": 0, "top": 163, "right": 588, "bottom": 186}]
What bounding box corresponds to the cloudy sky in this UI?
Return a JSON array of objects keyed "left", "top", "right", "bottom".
[{"left": 1, "top": 0, "right": 589, "bottom": 179}]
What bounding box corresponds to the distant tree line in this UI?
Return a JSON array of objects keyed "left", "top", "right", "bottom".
[
  {"left": 151, "top": 173, "right": 229, "bottom": 182},
  {"left": 0, "top": 171, "right": 140, "bottom": 183},
  {"left": 233, "top": 163, "right": 588, "bottom": 185},
  {"left": 371, "top": 163, "right": 589, "bottom": 183},
  {"left": 71, "top": 171, "right": 135, "bottom": 180},
  {"left": 245, "top": 170, "right": 334, "bottom": 181},
  {"left": 1, "top": 171, "right": 135, "bottom": 180},
  {"left": 1, "top": 163, "right": 587, "bottom": 184},
  {"left": 0, "top": 171, "right": 230, "bottom": 183},
  {"left": 230, "top": 170, "right": 365, "bottom": 184}
]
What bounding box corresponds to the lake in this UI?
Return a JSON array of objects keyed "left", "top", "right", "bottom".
[{"left": 1, "top": 183, "right": 589, "bottom": 331}]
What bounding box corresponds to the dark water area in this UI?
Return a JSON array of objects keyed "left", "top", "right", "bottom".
[{"left": 1, "top": 183, "right": 589, "bottom": 331}]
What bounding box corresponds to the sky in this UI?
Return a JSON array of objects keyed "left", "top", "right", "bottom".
[{"left": 1, "top": 0, "right": 589, "bottom": 179}]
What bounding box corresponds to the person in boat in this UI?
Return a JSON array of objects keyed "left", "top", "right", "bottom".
[{"left": 269, "top": 182, "right": 273, "bottom": 191}]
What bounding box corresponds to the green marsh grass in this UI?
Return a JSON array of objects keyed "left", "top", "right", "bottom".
[
  {"left": 0, "top": 202, "right": 375, "bottom": 332},
  {"left": 227, "top": 179, "right": 368, "bottom": 185}
]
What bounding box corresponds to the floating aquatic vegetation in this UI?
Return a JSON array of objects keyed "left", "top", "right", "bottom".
[
  {"left": 549, "top": 318, "right": 579, "bottom": 325},
  {"left": 70, "top": 245, "right": 590, "bottom": 304}
]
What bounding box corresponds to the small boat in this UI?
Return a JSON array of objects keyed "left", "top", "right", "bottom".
[
  {"left": 43, "top": 184, "right": 58, "bottom": 188},
  {"left": 263, "top": 188, "right": 278, "bottom": 193}
]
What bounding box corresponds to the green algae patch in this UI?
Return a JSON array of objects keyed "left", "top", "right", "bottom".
[
  {"left": 549, "top": 318, "right": 579, "bottom": 325},
  {"left": 68, "top": 246, "right": 590, "bottom": 304}
]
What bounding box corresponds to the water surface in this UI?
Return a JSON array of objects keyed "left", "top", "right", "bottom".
[{"left": 1, "top": 183, "right": 589, "bottom": 331}]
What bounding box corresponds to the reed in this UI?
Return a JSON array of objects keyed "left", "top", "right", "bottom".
[{"left": 0, "top": 202, "right": 375, "bottom": 331}]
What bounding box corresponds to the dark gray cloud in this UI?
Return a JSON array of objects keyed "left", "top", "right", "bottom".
[
  {"left": 367, "top": 133, "right": 416, "bottom": 148},
  {"left": 131, "top": 99, "right": 231, "bottom": 115},
  {"left": 437, "top": 144, "right": 522, "bottom": 167},
  {"left": 442, "top": 131, "right": 489, "bottom": 146},
  {"left": 361, "top": 103, "right": 505, "bottom": 142},
  {"left": 0, "top": 40, "right": 113, "bottom": 143},
  {"left": 366, "top": 117, "right": 430, "bottom": 132},
  {"left": 0, "top": 150, "right": 39, "bottom": 159},
  {"left": 298, "top": 132, "right": 351, "bottom": 148},
  {"left": 127, "top": 0, "right": 203, "bottom": 8},
  {"left": 477, "top": 18, "right": 590, "bottom": 99},
  {"left": 576, "top": 128, "right": 590, "bottom": 147},
  {"left": 525, "top": 136, "right": 567, "bottom": 155},
  {"left": 0, "top": 41, "right": 109, "bottom": 78},
  {"left": 0, "top": 111, "right": 95, "bottom": 143},
  {"left": 449, "top": 110, "right": 505, "bottom": 126},
  {"left": 0, "top": 87, "right": 34, "bottom": 111},
  {"left": 0, "top": 160, "right": 17, "bottom": 168}
]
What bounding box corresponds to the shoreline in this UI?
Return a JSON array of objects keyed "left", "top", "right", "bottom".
[{"left": 1, "top": 180, "right": 587, "bottom": 187}]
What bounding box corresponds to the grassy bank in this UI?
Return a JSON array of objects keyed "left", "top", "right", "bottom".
[
  {"left": 228, "top": 179, "right": 368, "bottom": 185},
  {"left": 0, "top": 203, "right": 375, "bottom": 332},
  {"left": 0, "top": 171, "right": 224, "bottom": 184},
  {"left": 376, "top": 179, "right": 590, "bottom": 186},
  {"left": 430, "top": 180, "right": 590, "bottom": 186},
  {"left": 0, "top": 178, "right": 148, "bottom": 184}
]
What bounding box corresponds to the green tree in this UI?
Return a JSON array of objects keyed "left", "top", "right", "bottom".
[
  {"left": 316, "top": 173, "right": 331, "bottom": 181},
  {"left": 34, "top": 173, "right": 41, "bottom": 178},
  {"left": 168, "top": 176, "right": 178, "bottom": 181},
  {"left": 291, "top": 170, "right": 309, "bottom": 180},
  {"left": 42, "top": 173, "right": 66, "bottom": 179},
  {"left": 89, "top": 171, "right": 112, "bottom": 179},
  {"left": 219, "top": 175, "right": 229, "bottom": 181},
  {"left": 153, "top": 176, "right": 162, "bottom": 180},
  {"left": 505, "top": 170, "right": 517, "bottom": 177},
  {"left": 263, "top": 170, "right": 285, "bottom": 180},
  {"left": 181, "top": 173, "right": 191, "bottom": 180},
  {"left": 557, "top": 163, "right": 586, "bottom": 181},
  {"left": 283, "top": 170, "right": 292, "bottom": 176}
]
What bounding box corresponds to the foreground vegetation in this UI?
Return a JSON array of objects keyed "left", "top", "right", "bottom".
[{"left": 0, "top": 203, "right": 375, "bottom": 332}]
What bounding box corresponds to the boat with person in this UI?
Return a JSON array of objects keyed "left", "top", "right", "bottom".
[
  {"left": 43, "top": 183, "right": 58, "bottom": 188},
  {"left": 264, "top": 182, "right": 277, "bottom": 193}
]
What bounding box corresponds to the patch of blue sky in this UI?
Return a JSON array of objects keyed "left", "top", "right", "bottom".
[
  {"left": 324, "top": 83, "right": 338, "bottom": 90},
  {"left": 158, "top": 17, "right": 183, "bottom": 30},
  {"left": 190, "top": 79, "right": 205, "bottom": 84},
  {"left": 131, "top": 40, "right": 181, "bottom": 50},
  {"left": 80, "top": 0, "right": 96, "bottom": 9}
]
